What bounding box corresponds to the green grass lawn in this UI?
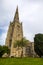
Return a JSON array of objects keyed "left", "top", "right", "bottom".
[{"left": 0, "top": 57, "right": 43, "bottom": 65}]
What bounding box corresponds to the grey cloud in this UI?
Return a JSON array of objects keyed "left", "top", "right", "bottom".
[{"left": 0, "top": 0, "right": 43, "bottom": 45}]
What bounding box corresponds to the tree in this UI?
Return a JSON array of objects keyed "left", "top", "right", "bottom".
[
  {"left": 14, "top": 37, "right": 29, "bottom": 57},
  {"left": 3, "top": 46, "right": 10, "bottom": 54},
  {"left": 0, "top": 45, "right": 3, "bottom": 57},
  {"left": 34, "top": 34, "right": 43, "bottom": 57},
  {"left": 0, "top": 45, "right": 10, "bottom": 57}
]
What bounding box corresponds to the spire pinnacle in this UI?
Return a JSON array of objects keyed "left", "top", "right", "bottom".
[{"left": 14, "top": 6, "right": 19, "bottom": 22}]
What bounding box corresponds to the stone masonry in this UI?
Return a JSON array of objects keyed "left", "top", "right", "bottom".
[{"left": 5, "top": 6, "right": 34, "bottom": 57}]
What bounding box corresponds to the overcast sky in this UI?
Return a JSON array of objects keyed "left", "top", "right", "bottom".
[{"left": 0, "top": 0, "right": 43, "bottom": 45}]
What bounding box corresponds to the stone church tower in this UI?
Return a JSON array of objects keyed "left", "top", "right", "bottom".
[
  {"left": 5, "top": 6, "right": 35, "bottom": 57},
  {"left": 5, "top": 6, "right": 23, "bottom": 57}
]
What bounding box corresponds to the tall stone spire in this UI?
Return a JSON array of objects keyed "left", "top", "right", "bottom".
[{"left": 14, "top": 6, "right": 19, "bottom": 22}]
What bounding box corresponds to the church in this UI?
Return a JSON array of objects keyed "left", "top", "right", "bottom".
[{"left": 5, "top": 6, "right": 34, "bottom": 57}]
